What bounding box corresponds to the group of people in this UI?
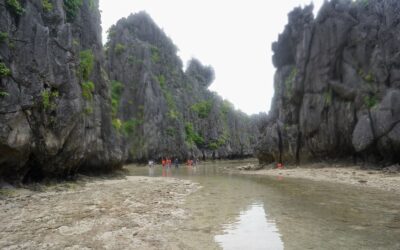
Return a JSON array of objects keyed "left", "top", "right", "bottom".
[
  {"left": 161, "top": 158, "right": 179, "bottom": 168},
  {"left": 148, "top": 158, "right": 200, "bottom": 168}
]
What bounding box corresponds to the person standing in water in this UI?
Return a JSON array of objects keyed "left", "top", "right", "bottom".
[
  {"left": 162, "top": 158, "right": 166, "bottom": 168},
  {"left": 166, "top": 158, "right": 171, "bottom": 168},
  {"left": 174, "top": 158, "right": 179, "bottom": 168}
]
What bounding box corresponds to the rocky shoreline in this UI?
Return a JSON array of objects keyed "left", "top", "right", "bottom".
[
  {"left": 0, "top": 175, "right": 199, "bottom": 249},
  {"left": 237, "top": 163, "right": 400, "bottom": 192}
]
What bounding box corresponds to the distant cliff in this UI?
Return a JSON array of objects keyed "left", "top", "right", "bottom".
[
  {"left": 106, "top": 12, "right": 263, "bottom": 162},
  {"left": 0, "top": 0, "right": 123, "bottom": 182},
  {"left": 257, "top": 0, "right": 400, "bottom": 166}
]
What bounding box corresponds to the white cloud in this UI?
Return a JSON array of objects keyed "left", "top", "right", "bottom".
[{"left": 99, "top": 0, "right": 324, "bottom": 114}]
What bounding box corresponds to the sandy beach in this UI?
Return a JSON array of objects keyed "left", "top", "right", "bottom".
[
  {"left": 0, "top": 175, "right": 199, "bottom": 250},
  {"left": 237, "top": 163, "right": 400, "bottom": 192}
]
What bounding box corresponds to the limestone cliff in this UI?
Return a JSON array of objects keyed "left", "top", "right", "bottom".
[
  {"left": 106, "top": 12, "right": 262, "bottom": 161},
  {"left": 0, "top": 0, "right": 123, "bottom": 182},
  {"left": 0, "top": 2, "right": 263, "bottom": 182},
  {"left": 257, "top": 0, "right": 400, "bottom": 166}
]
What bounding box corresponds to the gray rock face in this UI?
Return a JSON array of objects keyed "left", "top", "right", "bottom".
[
  {"left": 0, "top": 2, "right": 264, "bottom": 181},
  {"left": 106, "top": 12, "right": 263, "bottom": 161},
  {"left": 0, "top": 0, "right": 123, "bottom": 182},
  {"left": 257, "top": 0, "right": 400, "bottom": 166}
]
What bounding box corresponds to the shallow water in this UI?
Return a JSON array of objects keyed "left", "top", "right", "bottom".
[
  {"left": 214, "top": 202, "right": 283, "bottom": 250},
  {"left": 126, "top": 160, "right": 400, "bottom": 250}
]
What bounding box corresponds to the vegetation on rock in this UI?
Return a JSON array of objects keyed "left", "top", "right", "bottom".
[
  {"left": 115, "top": 43, "right": 126, "bottom": 56},
  {"left": 191, "top": 100, "right": 213, "bottom": 119},
  {"left": 111, "top": 80, "right": 124, "bottom": 116},
  {"left": 82, "top": 81, "right": 95, "bottom": 101},
  {"left": 41, "top": 89, "right": 59, "bottom": 111},
  {"left": 79, "top": 49, "right": 94, "bottom": 81},
  {"left": 0, "top": 91, "right": 9, "bottom": 97},
  {"left": 42, "top": 0, "right": 53, "bottom": 12},
  {"left": 0, "top": 32, "right": 9, "bottom": 44},
  {"left": 6, "top": 0, "right": 24, "bottom": 16},
  {"left": 0, "top": 63, "right": 11, "bottom": 77},
  {"left": 63, "top": 0, "right": 83, "bottom": 22},
  {"left": 185, "top": 123, "right": 204, "bottom": 147}
]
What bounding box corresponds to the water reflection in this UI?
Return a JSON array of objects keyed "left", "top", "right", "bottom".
[
  {"left": 215, "top": 202, "right": 284, "bottom": 250},
  {"left": 128, "top": 161, "right": 400, "bottom": 249},
  {"left": 148, "top": 166, "right": 155, "bottom": 177},
  {"left": 161, "top": 167, "right": 172, "bottom": 177}
]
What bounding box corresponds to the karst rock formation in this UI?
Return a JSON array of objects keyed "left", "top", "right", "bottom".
[
  {"left": 0, "top": 1, "right": 263, "bottom": 182},
  {"left": 106, "top": 12, "right": 263, "bottom": 162},
  {"left": 256, "top": 0, "right": 400, "bottom": 166}
]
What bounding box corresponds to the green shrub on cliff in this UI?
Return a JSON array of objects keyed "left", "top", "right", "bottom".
[
  {"left": 122, "top": 119, "right": 141, "bottom": 136},
  {"left": 42, "top": 0, "right": 53, "bottom": 12},
  {"left": 79, "top": 49, "right": 94, "bottom": 81},
  {"left": 150, "top": 46, "right": 160, "bottom": 63},
  {"left": 6, "top": 0, "right": 24, "bottom": 15},
  {"left": 221, "top": 100, "right": 233, "bottom": 115},
  {"left": 208, "top": 142, "right": 218, "bottom": 150},
  {"left": 63, "top": 0, "right": 83, "bottom": 22},
  {"left": 191, "top": 100, "right": 212, "bottom": 118},
  {"left": 358, "top": 69, "right": 375, "bottom": 84},
  {"left": 217, "top": 131, "right": 229, "bottom": 146},
  {"left": 115, "top": 43, "right": 126, "bottom": 56},
  {"left": 82, "top": 81, "right": 95, "bottom": 101},
  {"left": 185, "top": 123, "right": 204, "bottom": 146},
  {"left": 111, "top": 80, "right": 124, "bottom": 116},
  {"left": 364, "top": 95, "right": 378, "bottom": 109},
  {"left": 88, "top": 0, "right": 96, "bottom": 10},
  {"left": 112, "top": 118, "right": 122, "bottom": 130},
  {"left": 0, "top": 32, "right": 9, "bottom": 44},
  {"left": 168, "top": 110, "right": 179, "bottom": 120},
  {"left": 84, "top": 106, "right": 93, "bottom": 114},
  {"left": 157, "top": 75, "right": 166, "bottom": 88},
  {"left": 0, "top": 63, "right": 11, "bottom": 77},
  {"left": 41, "top": 89, "right": 59, "bottom": 110},
  {"left": 0, "top": 91, "right": 9, "bottom": 97},
  {"left": 112, "top": 118, "right": 142, "bottom": 136}
]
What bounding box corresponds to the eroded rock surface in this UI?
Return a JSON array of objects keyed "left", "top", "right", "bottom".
[
  {"left": 257, "top": 0, "right": 400, "bottom": 166},
  {"left": 106, "top": 12, "right": 264, "bottom": 162},
  {"left": 0, "top": 0, "right": 123, "bottom": 182}
]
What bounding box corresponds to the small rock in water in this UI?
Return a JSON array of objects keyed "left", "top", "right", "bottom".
[{"left": 237, "top": 164, "right": 253, "bottom": 171}]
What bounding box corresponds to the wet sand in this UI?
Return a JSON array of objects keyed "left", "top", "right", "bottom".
[
  {"left": 0, "top": 175, "right": 199, "bottom": 249},
  {"left": 237, "top": 163, "right": 400, "bottom": 192}
]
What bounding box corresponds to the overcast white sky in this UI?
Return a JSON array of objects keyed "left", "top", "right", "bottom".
[{"left": 99, "top": 0, "right": 324, "bottom": 115}]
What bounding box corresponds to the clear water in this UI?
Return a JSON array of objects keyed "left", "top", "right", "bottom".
[
  {"left": 126, "top": 160, "right": 400, "bottom": 250},
  {"left": 215, "top": 202, "right": 283, "bottom": 250}
]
